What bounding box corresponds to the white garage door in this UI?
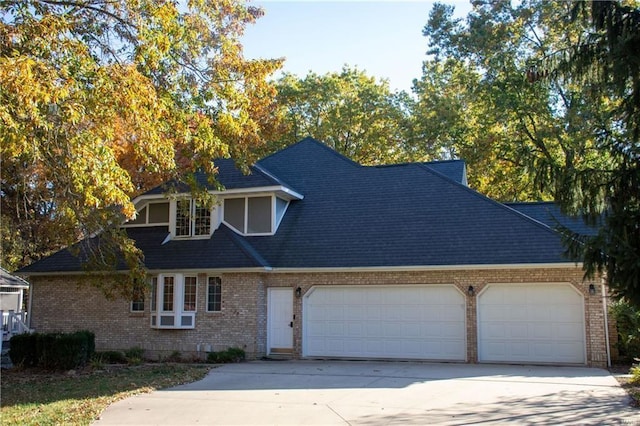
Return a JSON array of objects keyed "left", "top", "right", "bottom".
[
  {"left": 478, "top": 284, "right": 585, "bottom": 364},
  {"left": 303, "top": 285, "right": 466, "bottom": 360}
]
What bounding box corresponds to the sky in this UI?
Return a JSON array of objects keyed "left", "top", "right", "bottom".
[{"left": 241, "top": 1, "right": 473, "bottom": 93}]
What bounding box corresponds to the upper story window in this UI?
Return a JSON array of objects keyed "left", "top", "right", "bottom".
[
  {"left": 175, "top": 199, "right": 211, "bottom": 238},
  {"left": 223, "top": 195, "right": 288, "bottom": 236},
  {"left": 127, "top": 202, "right": 170, "bottom": 226}
]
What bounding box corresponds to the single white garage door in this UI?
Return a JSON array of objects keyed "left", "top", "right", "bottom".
[
  {"left": 303, "top": 285, "right": 466, "bottom": 360},
  {"left": 478, "top": 284, "right": 585, "bottom": 364}
]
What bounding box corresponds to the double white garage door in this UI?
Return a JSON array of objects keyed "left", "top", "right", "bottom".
[{"left": 303, "top": 284, "right": 585, "bottom": 364}]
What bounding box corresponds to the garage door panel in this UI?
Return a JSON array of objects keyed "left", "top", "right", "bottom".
[
  {"left": 304, "top": 285, "right": 465, "bottom": 361},
  {"left": 478, "top": 284, "right": 585, "bottom": 364},
  {"left": 557, "top": 323, "right": 583, "bottom": 339}
]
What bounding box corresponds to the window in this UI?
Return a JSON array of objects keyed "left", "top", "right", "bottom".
[
  {"left": 224, "top": 198, "right": 245, "bottom": 232},
  {"left": 148, "top": 203, "right": 169, "bottom": 223},
  {"left": 150, "top": 277, "right": 158, "bottom": 312},
  {"left": 127, "top": 202, "right": 170, "bottom": 226},
  {"left": 183, "top": 276, "right": 197, "bottom": 312},
  {"left": 207, "top": 277, "right": 222, "bottom": 312},
  {"left": 175, "top": 199, "right": 211, "bottom": 237},
  {"left": 194, "top": 203, "right": 211, "bottom": 236},
  {"left": 175, "top": 200, "right": 191, "bottom": 237},
  {"left": 129, "top": 206, "right": 147, "bottom": 225},
  {"left": 223, "top": 196, "right": 276, "bottom": 235},
  {"left": 131, "top": 294, "right": 144, "bottom": 312},
  {"left": 150, "top": 274, "right": 197, "bottom": 329},
  {"left": 130, "top": 280, "right": 146, "bottom": 312},
  {"left": 163, "top": 276, "right": 174, "bottom": 311},
  {"left": 248, "top": 196, "right": 272, "bottom": 233}
]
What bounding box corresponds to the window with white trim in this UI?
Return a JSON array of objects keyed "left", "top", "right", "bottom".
[
  {"left": 162, "top": 276, "right": 174, "bottom": 311},
  {"left": 222, "top": 195, "right": 288, "bottom": 235},
  {"left": 150, "top": 274, "right": 197, "bottom": 329},
  {"left": 150, "top": 277, "right": 158, "bottom": 312},
  {"left": 183, "top": 276, "right": 197, "bottom": 312},
  {"left": 207, "top": 277, "right": 222, "bottom": 312},
  {"left": 175, "top": 199, "right": 211, "bottom": 237},
  {"left": 127, "top": 202, "right": 170, "bottom": 226}
]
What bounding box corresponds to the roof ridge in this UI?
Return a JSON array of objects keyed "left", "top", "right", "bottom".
[
  {"left": 258, "top": 137, "right": 361, "bottom": 168},
  {"left": 504, "top": 201, "right": 555, "bottom": 206},
  {"left": 413, "top": 164, "right": 565, "bottom": 239}
]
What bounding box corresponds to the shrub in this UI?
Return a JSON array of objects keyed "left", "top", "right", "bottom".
[
  {"left": 206, "top": 347, "right": 245, "bottom": 363},
  {"left": 76, "top": 330, "right": 95, "bottom": 359},
  {"left": 124, "top": 346, "right": 145, "bottom": 364},
  {"left": 94, "top": 350, "right": 127, "bottom": 364},
  {"left": 164, "top": 350, "right": 182, "bottom": 362},
  {"left": 631, "top": 362, "right": 640, "bottom": 384},
  {"left": 37, "top": 331, "right": 94, "bottom": 370},
  {"left": 9, "top": 330, "right": 94, "bottom": 370},
  {"left": 9, "top": 332, "right": 38, "bottom": 367},
  {"left": 611, "top": 300, "right": 640, "bottom": 361}
]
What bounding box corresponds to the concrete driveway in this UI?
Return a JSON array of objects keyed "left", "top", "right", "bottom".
[{"left": 94, "top": 360, "right": 638, "bottom": 425}]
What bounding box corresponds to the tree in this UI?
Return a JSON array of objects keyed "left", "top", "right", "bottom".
[
  {"left": 0, "top": 1, "right": 282, "bottom": 285},
  {"left": 555, "top": 1, "right": 640, "bottom": 305},
  {"left": 269, "top": 67, "right": 413, "bottom": 165},
  {"left": 413, "top": 1, "right": 611, "bottom": 201}
]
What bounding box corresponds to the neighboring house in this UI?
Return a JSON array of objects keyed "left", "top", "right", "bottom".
[
  {"left": 1, "top": 267, "right": 30, "bottom": 341},
  {"left": 18, "top": 138, "right": 614, "bottom": 367}
]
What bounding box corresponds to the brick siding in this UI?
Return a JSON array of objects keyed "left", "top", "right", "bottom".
[{"left": 28, "top": 266, "right": 613, "bottom": 366}]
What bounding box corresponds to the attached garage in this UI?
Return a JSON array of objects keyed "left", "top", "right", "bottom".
[
  {"left": 477, "top": 284, "right": 586, "bottom": 364},
  {"left": 303, "top": 285, "right": 466, "bottom": 361}
]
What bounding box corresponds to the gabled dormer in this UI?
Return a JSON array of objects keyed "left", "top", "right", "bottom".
[{"left": 123, "top": 159, "right": 303, "bottom": 240}]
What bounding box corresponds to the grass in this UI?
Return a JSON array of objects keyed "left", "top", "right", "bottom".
[{"left": 0, "top": 364, "right": 211, "bottom": 425}]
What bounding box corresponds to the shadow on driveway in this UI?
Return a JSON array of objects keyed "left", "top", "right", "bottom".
[{"left": 95, "top": 360, "right": 639, "bottom": 425}]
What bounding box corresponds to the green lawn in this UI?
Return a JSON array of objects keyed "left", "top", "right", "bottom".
[{"left": 1, "top": 364, "right": 211, "bottom": 425}]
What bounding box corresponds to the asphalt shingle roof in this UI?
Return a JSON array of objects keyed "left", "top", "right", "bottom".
[
  {"left": 142, "top": 158, "right": 296, "bottom": 196},
  {"left": 19, "top": 137, "right": 577, "bottom": 274},
  {"left": 505, "top": 202, "right": 598, "bottom": 237}
]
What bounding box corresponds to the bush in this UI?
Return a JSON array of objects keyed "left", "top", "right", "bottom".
[
  {"left": 94, "top": 350, "right": 127, "bottom": 364},
  {"left": 37, "top": 331, "right": 95, "bottom": 370},
  {"left": 631, "top": 362, "right": 640, "bottom": 384},
  {"left": 164, "top": 350, "right": 182, "bottom": 362},
  {"left": 124, "top": 346, "right": 145, "bottom": 364},
  {"left": 207, "top": 347, "right": 245, "bottom": 363},
  {"left": 9, "top": 330, "right": 95, "bottom": 370},
  {"left": 9, "top": 333, "right": 38, "bottom": 367},
  {"left": 611, "top": 300, "right": 640, "bottom": 361}
]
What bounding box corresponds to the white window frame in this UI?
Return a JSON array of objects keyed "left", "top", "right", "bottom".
[
  {"left": 183, "top": 275, "right": 198, "bottom": 312},
  {"left": 171, "top": 199, "right": 213, "bottom": 239},
  {"left": 125, "top": 201, "right": 171, "bottom": 228},
  {"left": 222, "top": 194, "right": 288, "bottom": 236},
  {"left": 150, "top": 273, "right": 197, "bottom": 329}
]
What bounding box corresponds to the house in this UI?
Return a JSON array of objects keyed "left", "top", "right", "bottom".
[
  {"left": 1, "top": 267, "right": 30, "bottom": 342},
  {"left": 18, "top": 138, "right": 614, "bottom": 366}
]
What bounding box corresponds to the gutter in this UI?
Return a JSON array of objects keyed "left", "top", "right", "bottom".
[
  {"left": 19, "top": 262, "right": 582, "bottom": 277},
  {"left": 602, "top": 279, "right": 612, "bottom": 368},
  {"left": 265, "top": 263, "right": 583, "bottom": 273}
]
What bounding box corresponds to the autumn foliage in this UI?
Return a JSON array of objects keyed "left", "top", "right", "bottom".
[{"left": 0, "top": 0, "right": 282, "bottom": 274}]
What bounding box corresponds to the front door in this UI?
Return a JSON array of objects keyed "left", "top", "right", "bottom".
[{"left": 268, "top": 288, "right": 294, "bottom": 354}]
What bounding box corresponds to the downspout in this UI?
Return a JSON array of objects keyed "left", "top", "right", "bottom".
[
  {"left": 27, "top": 279, "right": 34, "bottom": 330},
  {"left": 602, "top": 280, "right": 611, "bottom": 368}
]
